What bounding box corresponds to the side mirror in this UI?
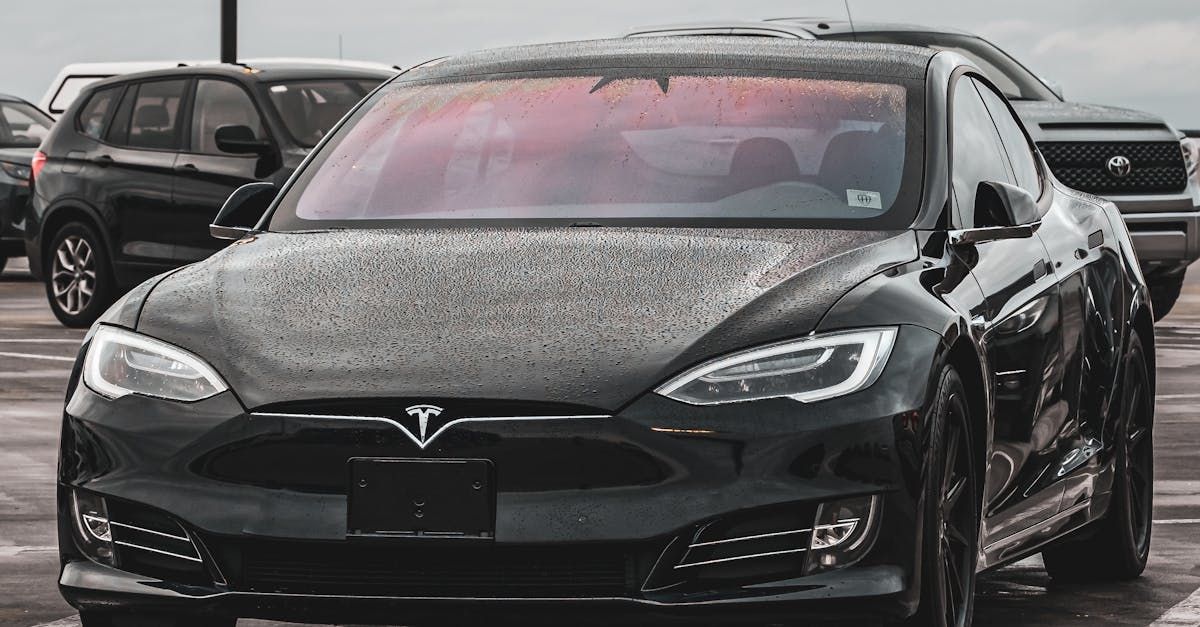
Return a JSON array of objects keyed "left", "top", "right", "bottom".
[
  {"left": 1040, "top": 77, "right": 1064, "bottom": 100},
  {"left": 211, "top": 182, "right": 276, "bottom": 240},
  {"left": 975, "top": 180, "right": 1039, "bottom": 228},
  {"left": 948, "top": 181, "right": 1041, "bottom": 245},
  {"left": 214, "top": 124, "right": 274, "bottom": 155}
]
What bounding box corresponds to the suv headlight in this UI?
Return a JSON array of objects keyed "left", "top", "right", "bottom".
[
  {"left": 83, "top": 326, "right": 228, "bottom": 402},
  {"left": 1182, "top": 138, "right": 1199, "bottom": 178},
  {"left": 656, "top": 328, "right": 897, "bottom": 405}
]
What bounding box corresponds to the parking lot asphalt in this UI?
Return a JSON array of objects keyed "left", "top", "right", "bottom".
[{"left": 2, "top": 255, "right": 1200, "bottom": 627}]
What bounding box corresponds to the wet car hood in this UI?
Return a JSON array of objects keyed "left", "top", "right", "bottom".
[{"left": 134, "top": 228, "right": 917, "bottom": 411}]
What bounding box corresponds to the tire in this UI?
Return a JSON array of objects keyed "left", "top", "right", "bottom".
[
  {"left": 909, "top": 367, "right": 979, "bottom": 627},
  {"left": 1042, "top": 331, "right": 1153, "bottom": 582},
  {"left": 44, "top": 221, "right": 116, "bottom": 327},
  {"left": 1149, "top": 275, "right": 1183, "bottom": 321},
  {"left": 80, "top": 611, "right": 236, "bottom": 627}
]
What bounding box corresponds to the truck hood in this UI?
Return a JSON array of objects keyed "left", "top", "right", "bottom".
[
  {"left": 133, "top": 228, "right": 917, "bottom": 411},
  {"left": 1013, "top": 101, "right": 1177, "bottom": 141}
]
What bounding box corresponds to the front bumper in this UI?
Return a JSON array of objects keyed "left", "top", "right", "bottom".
[
  {"left": 58, "top": 325, "right": 943, "bottom": 623},
  {"left": 1110, "top": 192, "right": 1200, "bottom": 274}
]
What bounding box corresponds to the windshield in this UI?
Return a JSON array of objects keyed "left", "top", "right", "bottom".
[
  {"left": 270, "top": 72, "right": 923, "bottom": 230},
  {"left": 0, "top": 101, "right": 54, "bottom": 148},
  {"left": 823, "top": 32, "right": 1056, "bottom": 101},
  {"left": 264, "top": 79, "right": 384, "bottom": 148}
]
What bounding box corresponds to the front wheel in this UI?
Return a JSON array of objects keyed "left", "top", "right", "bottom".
[
  {"left": 909, "top": 366, "right": 979, "bottom": 627},
  {"left": 1042, "top": 331, "right": 1153, "bottom": 581},
  {"left": 1149, "top": 275, "right": 1184, "bottom": 321}
]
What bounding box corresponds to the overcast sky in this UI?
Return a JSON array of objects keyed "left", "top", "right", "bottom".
[{"left": 5, "top": 0, "right": 1198, "bottom": 128}]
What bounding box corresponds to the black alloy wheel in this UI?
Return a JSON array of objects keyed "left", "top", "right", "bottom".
[
  {"left": 1043, "top": 331, "right": 1153, "bottom": 581},
  {"left": 911, "top": 366, "right": 979, "bottom": 627}
]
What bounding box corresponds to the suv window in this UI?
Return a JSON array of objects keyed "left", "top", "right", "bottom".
[
  {"left": 0, "top": 101, "right": 53, "bottom": 148},
  {"left": 265, "top": 79, "right": 379, "bottom": 148},
  {"left": 190, "top": 79, "right": 265, "bottom": 155},
  {"left": 126, "top": 79, "right": 187, "bottom": 150},
  {"left": 76, "top": 86, "right": 122, "bottom": 140},
  {"left": 974, "top": 79, "right": 1041, "bottom": 198},
  {"left": 951, "top": 76, "right": 1015, "bottom": 228}
]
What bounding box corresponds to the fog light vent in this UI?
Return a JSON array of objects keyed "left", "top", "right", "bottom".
[{"left": 804, "top": 494, "right": 880, "bottom": 574}]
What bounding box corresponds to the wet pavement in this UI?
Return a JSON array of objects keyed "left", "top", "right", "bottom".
[{"left": 2, "top": 256, "right": 1199, "bottom": 626}]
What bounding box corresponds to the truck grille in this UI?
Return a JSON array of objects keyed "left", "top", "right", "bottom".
[{"left": 1039, "top": 141, "right": 1187, "bottom": 195}]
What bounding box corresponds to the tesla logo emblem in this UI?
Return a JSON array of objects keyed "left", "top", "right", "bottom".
[
  {"left": 1106, "top": 155, "right": 1132, "bottom": 178},
  {"left": 404, "top": 404, "right": 444, "bottom": 441}
]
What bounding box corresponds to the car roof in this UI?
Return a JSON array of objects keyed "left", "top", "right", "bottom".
[
  {"left": 406, "top": 37, "right": 936, "bottom": 83},
  {"left": 627, "top": 18, "right": 976, "bottom": 39},
  {"left": 85, "top": 62, "right": 396, "bottom": 92},
  {"left": 0, "top": 93, "right": 27, "bottom": 103}
]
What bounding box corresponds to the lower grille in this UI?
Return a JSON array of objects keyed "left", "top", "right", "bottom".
[
  {"left": 1039, "top": 141, "right": 1187, "bottom": 194},
  {"left": 104, "top": 499, "right": 213, "bottom": 585},
  {"left": 236, "top": 541, "right": 635, "bottom": 598}
]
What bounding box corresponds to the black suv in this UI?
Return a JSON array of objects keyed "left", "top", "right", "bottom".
[
  {"left": 25, "top": 62, "right": 393, "bottom": 325},
  {"left": 1, "top": 93, "right": 53, "bottom": 274}
]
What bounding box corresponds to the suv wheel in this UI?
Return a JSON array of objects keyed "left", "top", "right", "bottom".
[
  {"left": 45, "top": 221, "right": 115, "bottom": 327},
  {"left": 1149, "top": 274, "right": 1184, "bottom": 321}
]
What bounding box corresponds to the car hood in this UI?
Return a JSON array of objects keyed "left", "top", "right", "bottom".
[
  {"left": 1012, "top": 101, "right": 1174, "bottom": 138},
  {"left": 0, "top": 146, "right": 34, "bottom": 165},
  {"left": 135, "top": 228, "right": 917, "bottom": 411}
]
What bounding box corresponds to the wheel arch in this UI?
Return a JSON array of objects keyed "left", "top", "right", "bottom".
[{"left": 39, "top": 202, "right": 115, "bottom": 273}]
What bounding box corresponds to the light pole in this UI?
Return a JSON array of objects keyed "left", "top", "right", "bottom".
[{"left": 220, "top": 0, "right": 237, "bottom": 64}]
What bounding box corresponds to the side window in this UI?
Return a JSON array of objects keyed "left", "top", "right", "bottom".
[
  {"left": 190, "top": 79, "right": 265, "bottom": 155},
  {"left": 974, "top": 79, "right": 1041, "bottom": 198},
  {"left": 105, "top": 84, "right": 137, "bottom": 145},
  {"left": 76, "top": 86, "right": 122, "bottom": 140},
  {"left": 127, "top": 79, "right": 187, "bottom": 151},
  {"left": 951, "top": 77, "right": 1014, "bottom": 228}
]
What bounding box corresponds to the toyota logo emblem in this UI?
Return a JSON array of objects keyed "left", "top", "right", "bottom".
[{"left": 1106, "top": 155, "right": 1132, "bottom": 178}]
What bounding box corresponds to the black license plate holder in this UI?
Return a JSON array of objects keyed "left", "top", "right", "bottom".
[{"left": 347, "top": 458, "right": 494, "bottom": 539}]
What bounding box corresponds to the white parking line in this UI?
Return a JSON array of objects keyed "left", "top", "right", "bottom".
[
  {"left": 1151, "top": 584, "right": 1200, "bottom": 626},
  {"left": 30, "top": 618, "right": 79, "bottom": 627},
  {"left": 0, "top": 339, "right": 82, "bottom": 343},
  {"left": 1154, "top": 519, "right": 1200, "bottom": 525},
  {"left": 0, "top": 351, "right": 75, "bottom": 363}
]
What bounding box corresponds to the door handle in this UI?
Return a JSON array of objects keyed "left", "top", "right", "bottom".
[
  {"left": 174, "top": 163, "right": 198, "bottom": 174},
  {"left": 93, "top": 155, "right": 113, "bottom": 167},
  {"left": 1033, "top": 260, "right": 1049, "bottom": 280}
]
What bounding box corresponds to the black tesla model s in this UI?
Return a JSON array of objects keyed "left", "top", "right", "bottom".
[{"left": 58, "top": 38, "right": 1155, "bottom": 627}]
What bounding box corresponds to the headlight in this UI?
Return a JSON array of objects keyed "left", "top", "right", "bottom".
[
  {"left": 1182, "top": 138, "right": 1199, "bottom": 178},
  {"left": 656, "top": 328, "right": 897, "bottom": 405},
  {"left": 0, "top": 160, "right": 32, "bottom": 183},
  {"left": 83, "top": 326, "right": 228, "bottom": 401}
]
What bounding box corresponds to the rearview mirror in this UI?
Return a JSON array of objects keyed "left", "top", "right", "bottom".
[
  {"left": 215, "top": 124, "right": 274, "bottom": 155},
  {"left": 211, "top": 182, "right": 276, "bottom": 240}
]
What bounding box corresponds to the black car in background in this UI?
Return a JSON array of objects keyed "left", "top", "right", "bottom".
[
  {"left": 0, "top": 93, "right": 54, "bottom": 274},
  {"left": 25, "top": 62, "right": 393, "bottom": 325},
  {"left": 59, "top": 38, "right": 1154, "bottom": 627}
]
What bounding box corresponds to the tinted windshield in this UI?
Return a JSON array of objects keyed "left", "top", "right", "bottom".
[
  {"left": 824, "top": 32, "right": 1057, "bottom": 101},
  {"left": 270, "top": 72, "right": 923, "bottom": 230},
  {"left": 265, "top": 79, "right": 383, "bottom": 148},
  {"left": 0, "top": 101, "right": 54, "bottom": 148}
]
